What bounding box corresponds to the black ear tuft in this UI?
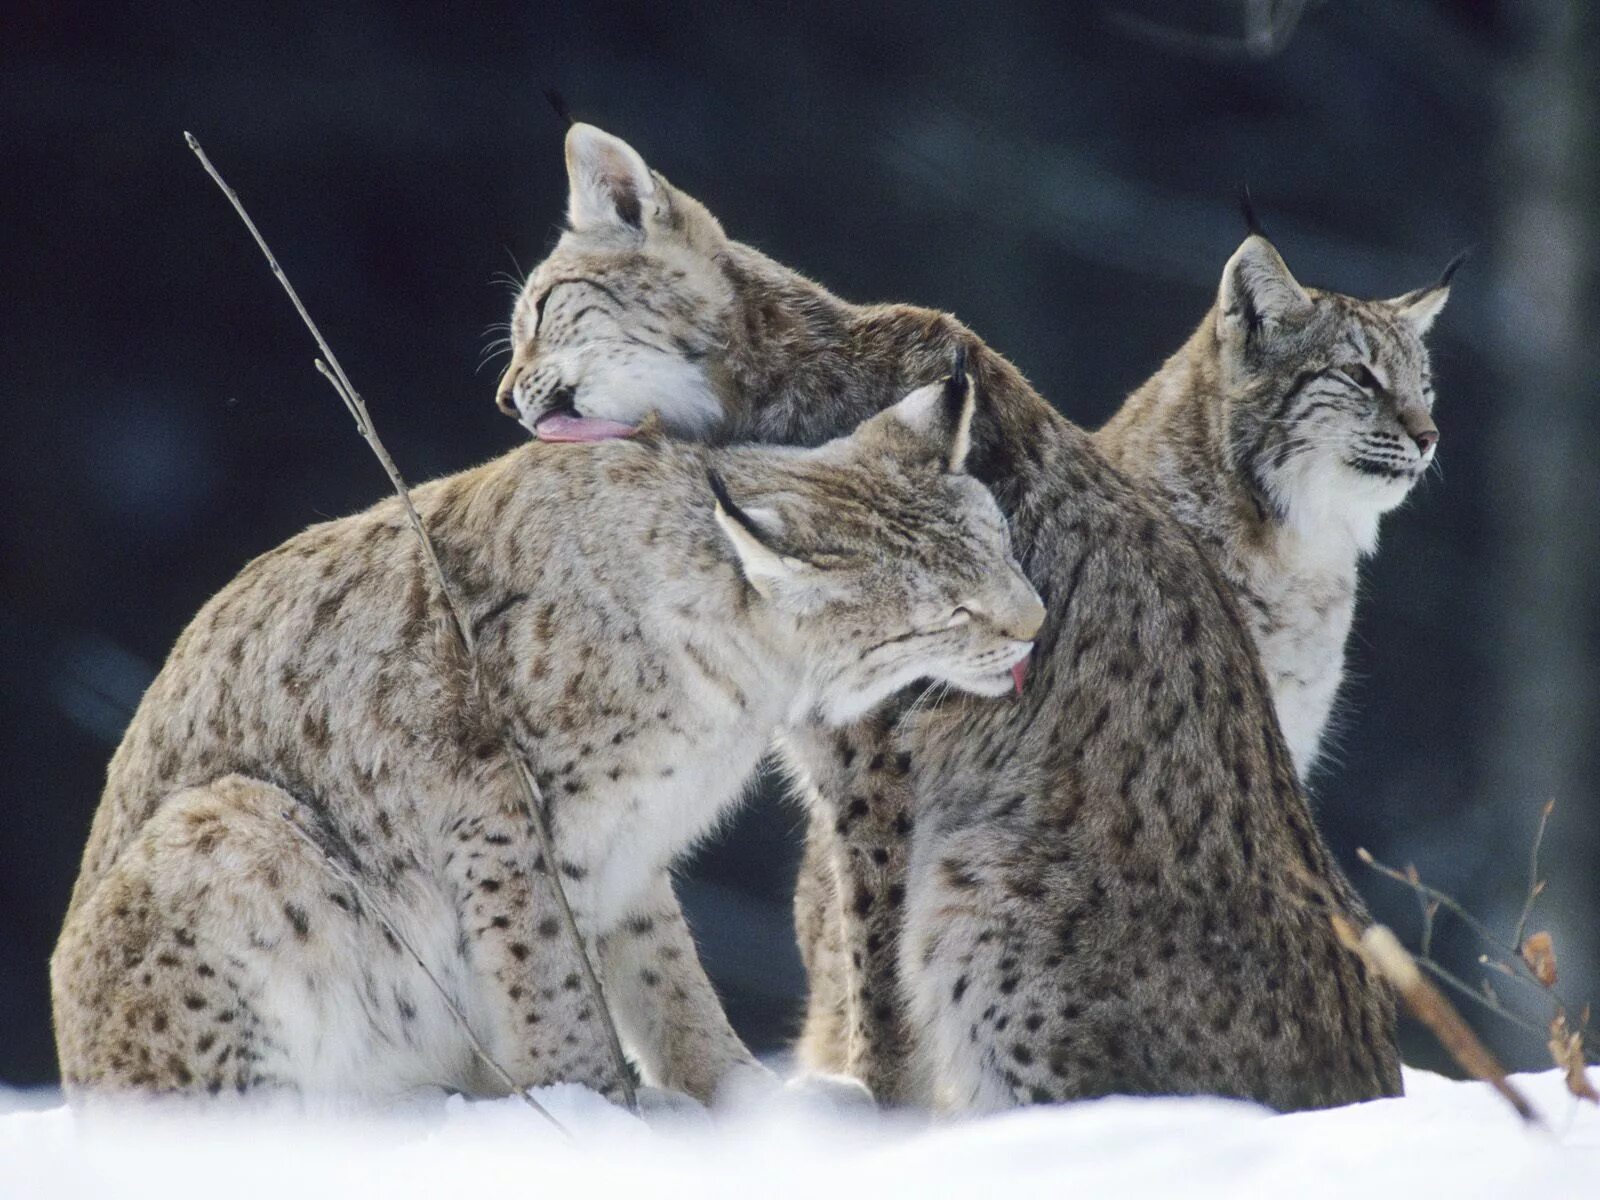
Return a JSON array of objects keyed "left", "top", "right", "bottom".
[
  {"left": 708, "top": 471, "right": 764, "bottom": 542},
  {"left": 1240, "top": 185, "right": 1268, "bottom": 239},
  {"left": 1437, "top": 246, "right": 1472, "bottom": 290},
  {"left": 544, "top": 88, "right": 575, "bottom": 129},
  {"left": 940, "top": 350, "right": 971, "bottom": 430}
]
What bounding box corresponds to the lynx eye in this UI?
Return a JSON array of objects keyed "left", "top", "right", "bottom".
[
  {"left": 946, "top": 607, "right": 973, "bottom": 628},
  {"left": 1346, "top": 363, "right": 1381, "bottom": 392}
]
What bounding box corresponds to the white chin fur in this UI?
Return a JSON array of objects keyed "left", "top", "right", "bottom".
[
  {"left": 1269, "top": 453, "right": 1417, "bottom": 557},
  {"left": 936, "top": 669, "right": 1014, "bottom": 699},
  {"left": 528, "top": 347, "right": 726, "bottom": 439},
  {"left": 962, "top": 674, "right": 1017, "bottom": 698}
]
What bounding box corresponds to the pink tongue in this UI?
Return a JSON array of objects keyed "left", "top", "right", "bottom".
[
  {"left": 1011, "top": 655, "right": 1029, "bottom": 698},
  {"left": 534, "top": 412, "right": 639, "bottom": 443}
]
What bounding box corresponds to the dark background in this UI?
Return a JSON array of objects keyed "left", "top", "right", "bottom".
[{"left": 4, "top": 0, "right": 1596, "bottom": 1088}]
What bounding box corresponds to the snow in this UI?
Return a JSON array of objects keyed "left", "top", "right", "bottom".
[{"left": 1, "top": 1069, "right": 1595, "bottom": 1200}]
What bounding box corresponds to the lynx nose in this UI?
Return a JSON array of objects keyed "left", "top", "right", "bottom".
[
  {"left": 1008, "top": 590, "right": 1046, "bottom": 642},
  {"left": 1400, "top": 408, "right": 1439, "bottom": 457},
  {"left": 496, "top": 361, "right": 528, "bottom": 419},
  {"left": 495, "top": 365, "right": 521, "bottom": 417}
]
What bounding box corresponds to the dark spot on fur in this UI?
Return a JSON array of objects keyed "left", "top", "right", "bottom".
[{"left": 282, "top": 903, "right": 310, "bottom": 940}]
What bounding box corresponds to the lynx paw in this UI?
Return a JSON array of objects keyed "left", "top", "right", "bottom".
[
  {"left": 783, "top": 1071, "right": 877, "bottom": 1115},
  {"left": 633, "top": 1084, "right": 713, "bottom": 1131},
  {"left": 709, "top": 1061, "right": 783, "bottom": 1111}
]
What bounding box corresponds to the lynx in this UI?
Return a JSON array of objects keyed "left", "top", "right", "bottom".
[
  {"left": 1096, "top": 222, "right": 1454, "bottom": 777},
  {"left": 51, "top": 377, "right": 1042, "bottom": 1106},
  {"left": 494, "top": 124, "right": 1401, "bottom": 1113}
]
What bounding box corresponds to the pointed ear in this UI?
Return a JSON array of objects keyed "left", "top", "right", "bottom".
[
  {"left": 1217, "top": 235, "right": 1312, "bottom": 344},
  {"left": 709, "top": 473, "right": 806, "bottom": 601},
  {"left": 1388, "top": 250, "right": 1466, "bottom": 336},
  {"left": 882, "top": 351, "right": 978, "bottom": 473},
  {"left": 564, "top": 123, "right": 656, "bottom": 232},
  {"left": 1391, "top": 286, "right": 1450, "bottom": 335}
]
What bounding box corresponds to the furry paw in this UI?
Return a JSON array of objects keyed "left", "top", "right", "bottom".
[
  {"left": 783, "top": 1071, "right": 877, "bottom": 1115},
  {"left": 633, "top": 1085, "right": 713, "bottom": 1131},
  {"left": 709, "top": 1061, "right": 783, "bottom": 1111}
]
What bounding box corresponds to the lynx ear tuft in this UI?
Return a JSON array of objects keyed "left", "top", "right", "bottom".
[
  {"left": 544, "top": 88, "right": 575, "bottom": 129},
  {"left": 1218, "top": 234, "right": 1311, "bottom": 344},
  {"left": 940, "top": 352, "right": 977, "bottom": 474},
  {"left": 710, "top": 473, "right": 802, "bottom": 600},
  {"left": 1388, "top": 249, "right": 1467, "bottom": 336},
  {"left": 1239, "top": 184, "right": 1268, "bottom": 239},
  {"left": 1435, "top": 246, "right": 1471, "bottom": 290},
  {"left": 564, "top": 123, "right": 655, "bottom": 232},
  {"left": 881, "top": 351, "right": 979, "bottom": 473}
]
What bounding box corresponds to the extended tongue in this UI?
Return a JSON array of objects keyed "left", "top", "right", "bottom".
[
  {"left": 1011, "top": 654, "right": 1029, "bottom": 698},
  {"left": 534, "top": 411, "right": 640, "bottom": 443}
]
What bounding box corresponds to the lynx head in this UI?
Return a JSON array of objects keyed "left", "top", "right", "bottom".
[
  {"left": 496, "top": 123, "right": 741, "bottom": 442},
  {"left": 710, "top": 363, "right": 1043, "bottom": 724},
  {"left": 1214, "top": 221, "right": 1456, "bottom": 549}
]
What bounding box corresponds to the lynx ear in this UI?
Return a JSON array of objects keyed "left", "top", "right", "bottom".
[
  {"left": 564, "top": 123, "right": 656, "bottom": 232},
  {"left": 709, "top": 473, "right": 809, "bottom": 602},
  {"left": 884, "top": 350, "right": 978, "bottom": 473},
  {"left": 1388, "top": 250, "right": 1466, "bottom": 336},
  {"left": 1218, "top": 235, "right": 1312, "bottom": 343}
]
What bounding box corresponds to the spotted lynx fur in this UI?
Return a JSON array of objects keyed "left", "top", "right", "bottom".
[
  {"left": 1096, "top": 227, "right": 1453, "bottom": 778},
  {"left": 496, "top": 125, "right": 1400, "bottom": 1113},
  {"left": 796, "top": 229, "right": 1456, "bottom": 1090},
  {"left": 51, "top": 384, "right": 1041, "bottom": 1105}
]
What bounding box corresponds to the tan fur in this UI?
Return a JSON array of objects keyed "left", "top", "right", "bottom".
[
  {"left": 496, "top": 126, "right": 1401, "bottom": 1113},
  {"left": 51, "top": 399, "right": 1040, "bottom": 1106},
  {"left": 1097, "top": 234, "right": 1449, "bottom": 777}
]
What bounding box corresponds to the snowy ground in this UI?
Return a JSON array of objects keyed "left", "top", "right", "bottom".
[{"left": 2, "top": 1068, "right": 1595, "bottom": 1200}]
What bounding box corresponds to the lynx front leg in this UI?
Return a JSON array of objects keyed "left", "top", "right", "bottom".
[
  {"left": 600, "top": 872, "right": 768, "bottom": 1105},
  {"left": 781, "top": 718, "right": 921, "bottom": 1105},
  {"left": 448, "top": 806, "right": 633, "bottom": 1101},
  {"left": 792, "top": 806, "right": 851, "bottom": 1076}
]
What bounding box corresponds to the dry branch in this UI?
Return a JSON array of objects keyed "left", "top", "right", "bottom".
[
  {"left": 1549, "top": 1011, "right": 1600, "bottom": 1104},
  {"left": 1513, "top": 799, "right": 1556, "bottom": 950},
  {"left": 1331, "top": 915, "right": 1539, "bottom": 1124},
  {"left": 185, "top": 132, "right": 636, "bottom": 1113},
  {"left": 1358, "top": 800, "right": 1600, "bottom": 1103},
  {"left": 1358, "top": 842, "right": 1591, "bottom": 1036}
]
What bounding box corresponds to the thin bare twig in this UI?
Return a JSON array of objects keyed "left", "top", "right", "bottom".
[
  {"left": 1512, "top": 799, "right": 1556, "bottom": 950},
  {"left": 280, "top": 811, "right": 570, "bottom": 1137},
  {"left": 186, "top": 132, "right": 636, "bottom": 1112},
  {"left": 1358, "top": 846, "right": 1585, "bottom": 1020},
  {"left": 1360, "top": 837, "right": 1599, "bottom": 1070},
  {"left": 1404, "top": 863, "right": 1441, "bottom": 961},
  {"left": 1418, "top": 895, "right": 1439, "bottom": 960},
  {"left": 1418, "top": 955, "right": 1554, "bottom": 1044}
]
